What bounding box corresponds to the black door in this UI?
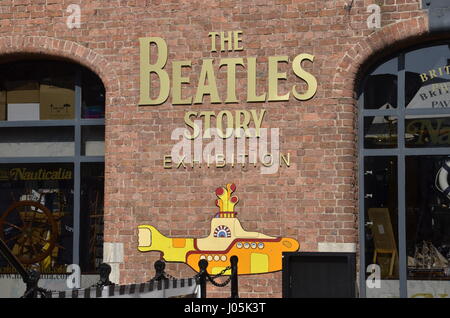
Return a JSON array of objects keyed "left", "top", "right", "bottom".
[{"left": 282, "top": 252, "right": 356, "bottom": 298}]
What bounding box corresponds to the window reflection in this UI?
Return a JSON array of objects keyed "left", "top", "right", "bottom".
[
  {"left": 364, "top": 116, "right": 398, "bottom": 148},
  {"left": 364, "top": 57, "right": 398, "bottom": 110},
  {"left": 406, "top": 45, "right": 450, "bottom": 109},
  {"left": 405, "top": 116, "right": 450, "bottom": 148}
]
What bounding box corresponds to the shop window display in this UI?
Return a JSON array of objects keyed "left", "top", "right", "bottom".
[
  {"left": 406, "top": 156, "right": 450, "bottom": 279},
  {"left": 0, "top": 60, "right": 105, "bottom": 275},
  {"left": 360, "top": 43, "right": 450, "bottom": 297},
  {"left": 0, "top": 163, "right": 74, "bottom": 273}
]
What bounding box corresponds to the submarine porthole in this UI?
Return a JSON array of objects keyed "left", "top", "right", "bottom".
[{"left": 213, "top": 225, "right": 231, "bottom": 238}]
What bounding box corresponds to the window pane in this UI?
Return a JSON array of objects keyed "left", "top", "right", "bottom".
[
  {"left": 1, "top": 61, "right": 75, "bottom": 120},
  {"left": 406, "top": 156, "right": 450, "bottom": 297},
  {"left": 80, "top": 163, "right": 104, "bottom": 273},
  {"left": 364, "top": 116, "right": 398, "bottom": 148},
  {"left": 81, "top": 69, "right": 105, "bottom": 119},
  {"left": 405, "top": 44, "right": 450, "bottom": 110},
  {"left": 364, "top": 156, "right": 400, "bottom": 297},
  {"left": 364, "top": 57, "right": 398, "bottom": 109},
  {"left": 81, "top": 126, "right": 104, "bottom": 156},
  {"left": 39, "top": 61, "right": 75, "bottom": 120},
  {"left": 0, "top": 163, "right": 74, "bottom": 274},
  {"left": 0, "top": 126, "right": 74, "bottom": 157},
  {"left": 405, "top": 116, "right": 450, "bottom": 148}
]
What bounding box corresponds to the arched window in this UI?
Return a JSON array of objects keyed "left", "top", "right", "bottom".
[
  {"left": 359, "top": 43, "right": 450, "bottom": 298},
  {"left": 0, "top": 59, "right": 105, "bottom": 275}
]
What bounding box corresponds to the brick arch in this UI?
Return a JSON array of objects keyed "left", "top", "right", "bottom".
[
  {"left": 332, "top": 16, "right": 429, "bottom": 101},
  {"left": 0, "top": 35, "right": 120, "bottom": 97}
]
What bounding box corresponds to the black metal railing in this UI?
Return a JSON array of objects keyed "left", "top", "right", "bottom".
[
  {"left": 91, "top": 263, "right": 115, "bottom": 288},
  {"left": 0, "top": 237, "right": 51, "bottom": 298},
  {"left": 1, "top": 235, "right": 239, "bottom": 298},
  {"left": 196, "top": 255, "right": 239, "bottom": 298},
  {"left": 145, "top": 256, "right": 239, "bottom": 298}
]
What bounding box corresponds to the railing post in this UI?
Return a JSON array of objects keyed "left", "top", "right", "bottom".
[
  {"left": 153, "top": 260, "right": 166, "bottom": 281},
  {"left": 23, "top": 269, "right": 40, "bottom": 298},
  {"left": 230, "top": 255, "right": 239, "bottom": 298},
  {"left": 93, "top": 263, "right": 114, "bottom": 287},
  {"left": 198, "top": 259, "right": 208, "bottom": 298}
]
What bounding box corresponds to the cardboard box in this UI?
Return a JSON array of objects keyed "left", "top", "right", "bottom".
[
  {"left": 40, "top": 84, "right": 75, "bottom": 120},
  {"left": 7, "top": 103, "right": 40, "bottom": 121},
  {"left": 6, "top": 81, "right": 40, "bottom": 104},
  {"left": 0, "top": 91, "right": 5, "bottom": 121}
]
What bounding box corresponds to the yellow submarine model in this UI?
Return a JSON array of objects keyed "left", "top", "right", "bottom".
[{"left": 138, "top": 183, "right": 300, "bottom": 275}]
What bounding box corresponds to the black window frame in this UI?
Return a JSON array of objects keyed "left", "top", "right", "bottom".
[{"left": 358, "top": 41, "right": 450, "bottom": 298}]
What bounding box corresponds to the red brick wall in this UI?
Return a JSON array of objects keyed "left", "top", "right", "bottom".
[{"left": 0, "top": 0, "right": 431, "bottom": 297}]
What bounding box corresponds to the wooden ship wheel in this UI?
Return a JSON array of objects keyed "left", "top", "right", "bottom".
[{"left": 0, "top": 201, "right": 58, "bottom": 265}]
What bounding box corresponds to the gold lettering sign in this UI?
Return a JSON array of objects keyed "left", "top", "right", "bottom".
[
  {"left": 183, "top": 109, "right": 266, "bottom": 139},
  {"left": 420, "top": 66, "right": 450, "bottom": 83},
  {"left": 139, "top": 32, "right": 318, "bottom": 106},
  {"left": 7, "top": 168, "right": 72, "bottom": 181}
]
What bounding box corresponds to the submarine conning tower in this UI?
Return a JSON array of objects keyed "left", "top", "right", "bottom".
[{"left": 214, "top": 183, "right": 239, "bottom": 219}]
